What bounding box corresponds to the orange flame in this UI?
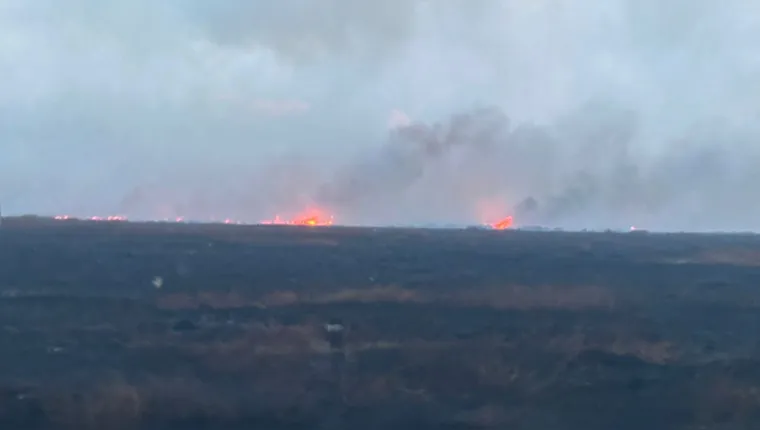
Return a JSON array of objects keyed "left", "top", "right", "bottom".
[
  {"left": 489, "top": 215, "right": 514, "bottom": 230},
  {"left": 54, "top": 214, "right": 127, "bottom": 222},
  {"left": 260, "top": 209, "right": 334, "bottom": 227}
]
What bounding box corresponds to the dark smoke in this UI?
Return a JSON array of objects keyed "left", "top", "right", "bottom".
[
  {"left": 305, "top": 101, "right": 760, "bottom": 231},
  {"left": 314, "top": 108, "right": 509, "bottom": 219}
]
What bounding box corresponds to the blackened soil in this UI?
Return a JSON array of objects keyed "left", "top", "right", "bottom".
[{"left": 0, "top": 219, "right": 760, "bottom": 429}]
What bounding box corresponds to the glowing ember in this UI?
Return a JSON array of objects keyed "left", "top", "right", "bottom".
[
  {"left": 260, "top": 210, "right": 334, "bottom": 227},
  {"left": 489, "top": 215, "right": 514, "bottom": 230},
  {"left": 55, "top": 215, "right": 126, "bottom": 222},
  {"left": 91, "top": 215, "right": 127, "bottom": 221},
  {"left": 292, "top": 214, "right": 333, "bottom": 226}
]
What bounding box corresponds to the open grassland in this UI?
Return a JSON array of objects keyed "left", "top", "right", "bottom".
[{"left": 2, "top": 219, "right": 760, "bottom": 428}]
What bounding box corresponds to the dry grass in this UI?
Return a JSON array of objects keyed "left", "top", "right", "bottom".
[
  {"left": 137, "top": 377, "right": 237, "bottom": 422},
  {"left": 18, "top": 328, "right": 727, "bottom": 430},
  {"left": 451, "top": 285, "right": 616, "bottom": 310},
  {"left": 606, "top": 338, "right": 677, "bottom": 364},
  {"left": 453, "top": 403, "right": 514, "bottom": 428},
  {"left": 38, "top": 377, "right": 238, "bottom": 430},
  {"left": 669, "top": 248, "right": 760, "bottom": 267},
  {"left": 156, "top": 284, "right": 615, "bottom": 311},
  {"left": 548, "top": 331, "right": 678, "bottom": 364},
  {"left": 42, "top": 379, "right": 142, "bottom": 430},
  {"left": 263, "top": 285, "right": 424, "bottom": 305},
  {"left": 696, "top": 377, "right": 760, "bottom": 423},
  {"left": 183, "top": 322, "right": 327, "bottom": 373},
  {"left": 155, "top": 285, "right": 422, "bottom": 310},
  {"left": 155, "top": 291, "right": 256, "bottom": 310}
]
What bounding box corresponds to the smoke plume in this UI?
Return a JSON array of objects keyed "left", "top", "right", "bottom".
[
  {"left": 306, "top": 101, "right": 760, "bottom": 231},
  {"left": 2, "top": 0, "right": 760, "bottom": 231}
]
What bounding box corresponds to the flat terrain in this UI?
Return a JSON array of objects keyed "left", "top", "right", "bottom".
[{"left": 2, "top": 218, "right": 760, "bottom": 429}]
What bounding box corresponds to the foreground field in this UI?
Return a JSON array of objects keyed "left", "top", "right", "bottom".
[{"left": 2, "top": 219, "right": 760, "bottom": 429}]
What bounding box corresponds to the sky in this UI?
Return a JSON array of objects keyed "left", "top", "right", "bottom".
[{"left": 1, "top": 0, "right": 760, "bottom": 230}]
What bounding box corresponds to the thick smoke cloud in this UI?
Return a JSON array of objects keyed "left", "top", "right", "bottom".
[
  {"left": 308, "top": 103, "right": 760, "bottom": 231},
  {"left": 1, "top": 1, "right": 760, "bottom": 231},
  {"left": 315, "top": 108, "right": 508, "bottom": 209}
]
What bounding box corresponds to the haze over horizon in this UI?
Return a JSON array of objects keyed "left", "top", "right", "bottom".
[{"left": 2, "top": 0, "right": 760, "bottom": 231}]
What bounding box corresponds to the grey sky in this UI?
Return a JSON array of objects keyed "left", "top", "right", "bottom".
[{"left": 1, "top": 1, "right": 759, "bottom": 230}]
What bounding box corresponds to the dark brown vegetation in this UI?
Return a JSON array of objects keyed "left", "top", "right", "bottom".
[{"left": 2, "top": 218, "right": 760, "bottom": 428}]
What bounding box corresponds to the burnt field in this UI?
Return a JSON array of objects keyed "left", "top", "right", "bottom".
[{"left": 2, "top": 220, "right": 760, "bottom": 429}]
